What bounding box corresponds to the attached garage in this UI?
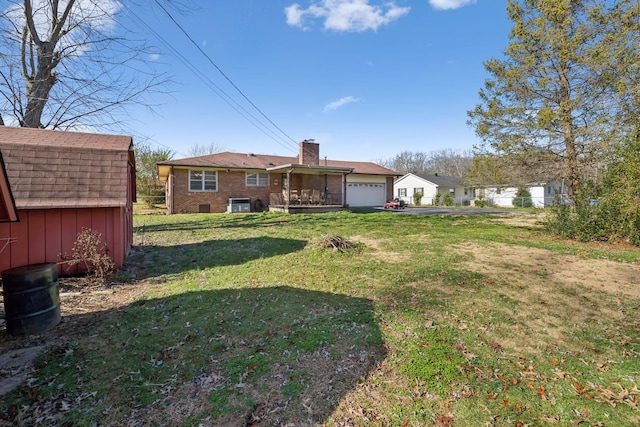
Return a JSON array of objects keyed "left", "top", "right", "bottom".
[{"left": 346, "top": 176, "right": 388, "bottom": 207}]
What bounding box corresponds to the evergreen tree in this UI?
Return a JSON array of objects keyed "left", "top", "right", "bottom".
[{"left": 468, "top": 0, "right": 639, "bottom": 206}]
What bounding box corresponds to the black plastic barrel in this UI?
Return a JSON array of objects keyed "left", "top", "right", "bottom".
[{"left": 1, "top": 263, "right": 61, "bottom": 336}]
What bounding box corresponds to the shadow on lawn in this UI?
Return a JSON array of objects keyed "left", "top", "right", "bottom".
[
  {"left": 134, "top": 213, "right": 285, "bottom": 235},
  {"left": 125, "top": 236, "right": 307, "bottom": 279},
  {"left": 1, "top": 286, "right": 387, "bottom": 426}
]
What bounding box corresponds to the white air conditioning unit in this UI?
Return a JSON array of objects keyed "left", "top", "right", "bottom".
[{"left": 227, "top": 198, "right": 251, "bottom": 213}]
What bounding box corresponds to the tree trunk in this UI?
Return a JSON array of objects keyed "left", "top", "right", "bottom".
[
  {"left": 20, "top": 0, "right": 70, "bottom": 128},
  {"left": 558, "top": 59, "right": 581, "bottom": 203},
  {"left": 22, "top": 64, "right": 56, "bottom": 128}
]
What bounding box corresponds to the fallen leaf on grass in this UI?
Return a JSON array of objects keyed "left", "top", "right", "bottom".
[
  {"left": 593, "top": 383, "right": 639, "bottom": 408},
  {"left": 489, "top": 342, "right": 503, "bottom": 351},
  {"left": 538, "top": 386, "right": 549, "bottom": 400},
  {"left": 554, "top": 370, "right": 567, "bottom": 379},
  {"left": 569, "top": 378, "right": 589, "bottom": 395},
  {"left": 434, "top": 415, "right": 454, "bottom": 426}
]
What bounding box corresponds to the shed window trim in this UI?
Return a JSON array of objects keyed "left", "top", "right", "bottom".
[
  {"left": 246, "top": 172, "right": 269, "bottom": 187},
  {"left": 189, "top": 170, "right": 218, "bottom": 192}
]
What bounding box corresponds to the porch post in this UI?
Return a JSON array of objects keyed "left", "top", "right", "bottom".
[
  {"left": 342, "top": 171, "right": 348, "bottom": 207},
  {"left": 286, "top": 169, "right": 293, "bottom": 207}
]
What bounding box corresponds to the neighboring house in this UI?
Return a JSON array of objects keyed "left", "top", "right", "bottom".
[
  {"left": 157, "top": 140, "right": 399, "bottom": 214},
  {"left": 478, "top": 181, "right": 564, "bottom": 208},
  {"left": 393, "top": 173, "right": 473, "bottom": 206},
  {"left": 0, "top": 127, "right": 136, "bottom": 274}
]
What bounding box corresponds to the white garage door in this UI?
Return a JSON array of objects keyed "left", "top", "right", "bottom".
[{"left": 346, "top": 182, "right": 386, "bottom": 207}]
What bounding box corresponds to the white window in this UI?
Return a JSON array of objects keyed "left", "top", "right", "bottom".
[
  {"left": 398, "top": 188, "right": 407, "bottom": 197},
  {"left": 189, "top": 170, "right": 217, "bottom": 192},
  {"left": 246, "top": 172, "right": 269, "bottom": 187},
  {"left": 414, "top": 187, "right": 424, "bottom": 195}
]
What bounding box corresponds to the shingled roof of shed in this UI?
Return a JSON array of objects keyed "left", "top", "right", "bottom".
[{"left": 0, "top": 127, "right": 134, "bottom": 209}]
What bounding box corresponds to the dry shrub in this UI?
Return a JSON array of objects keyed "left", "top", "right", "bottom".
[{"left": 59, "top": 228, "right": 115, "bottom": 279}]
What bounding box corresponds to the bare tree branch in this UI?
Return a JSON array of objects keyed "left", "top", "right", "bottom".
[{"left": 0, "top": 0, "right": 172, "bottom": 130}]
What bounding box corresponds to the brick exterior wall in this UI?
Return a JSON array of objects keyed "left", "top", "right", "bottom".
[
  {"left": 171, "top": 169, "right": 279, "bottom": 213},
  {"left": 386, "top": 176, "right": 394, "bottom": 202},
  {"left": 169, "top": 167, "right": 351, "bottom": 213}
]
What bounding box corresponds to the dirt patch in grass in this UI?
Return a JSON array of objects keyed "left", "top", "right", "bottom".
[
  {"left": 488, "top": 211, "right": 547, "bottom": 228},
  {"left": 457, "top": 242, "right": 639, "bottom": 299},
  {"left": 0, "top": 253, "right": 154, "bottom": 396},
  {"left": 453, "top": 242, "right": 639, "bottom": 353},
  {"left": 0, "top": 280, "right": 145, "bottom": 355},
  {"left": 351, "top": 236, "right": 412, "bottom": 263}
]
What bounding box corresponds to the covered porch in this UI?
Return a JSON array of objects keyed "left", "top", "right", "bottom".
[{"left": 266, "top": 163, "right": 353, "bottom": 213}]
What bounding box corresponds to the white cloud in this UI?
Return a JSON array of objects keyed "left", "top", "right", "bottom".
[
  {"left": 428, "top": 0, "right": 477, "bottom": 11},
  {"left": 285, "top": 0, "right": 410, "bottom": 32},
  {"left": 323, "top": 96, "right": 360, "bottom": 112},
  {"left": 285, "top": 4, "right": 306, "bottom": 28},
  {"left": 149, "top": 53, "right": 161, "bottom": 61}
]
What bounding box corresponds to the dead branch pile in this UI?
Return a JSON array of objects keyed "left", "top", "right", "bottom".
[{"left": 319, "top": 235, "right": 359, "bottom": 252}]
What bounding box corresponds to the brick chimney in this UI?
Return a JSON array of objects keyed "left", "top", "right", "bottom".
[{"left": 299, "top": 139, "right": 319, "bottom": 165}]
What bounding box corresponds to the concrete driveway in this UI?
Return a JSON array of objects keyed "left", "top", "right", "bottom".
[{"left": 375, "top": 206, "right": 515, "bottom": 216}]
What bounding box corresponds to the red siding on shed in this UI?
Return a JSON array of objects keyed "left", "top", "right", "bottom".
[
  {"left": 45, "top": 209, "right": 62, "bottom": 264},
  {"left": 0, "top": 207, "right": 128, "bottom": 275},
  {"left": 28, "top": 210, "right": 46, "bottom": 263},
  {"left": 8, "top": 218, "right": 28, "bottom": 268}
]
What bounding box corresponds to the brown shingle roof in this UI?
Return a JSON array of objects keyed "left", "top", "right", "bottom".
[
  {"left": 158, "top": 151, "right": 399, "bottom": 176},
  {"left": 0, "top": 127, "right": 133, "bottom": 209}
]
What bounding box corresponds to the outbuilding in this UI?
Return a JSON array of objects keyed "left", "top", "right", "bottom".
[{"left": 0, "top": 127, "right": 135, "bottom": 274}]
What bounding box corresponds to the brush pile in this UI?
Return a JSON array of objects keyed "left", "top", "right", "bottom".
[{"left": 319, "top": 235, "right": 359, "bottom": 252}]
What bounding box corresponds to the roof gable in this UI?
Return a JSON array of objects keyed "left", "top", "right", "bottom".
[{"left": 0, "top": 127, "right": 134, "bottom": 209}]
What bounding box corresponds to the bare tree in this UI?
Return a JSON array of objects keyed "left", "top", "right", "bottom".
[
  {"left": 378, "top": 149, "right": 472, "bottom": 177},
  {"left": 188, "top": 142, "right": 225, "bottom": 157},
  {"left": 0, "top": 0, "right": 169, "bottom": 129}
]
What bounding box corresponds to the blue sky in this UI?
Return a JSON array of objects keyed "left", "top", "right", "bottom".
[{"left": 123, "top": 0, "right": 511, "bottom": 162}]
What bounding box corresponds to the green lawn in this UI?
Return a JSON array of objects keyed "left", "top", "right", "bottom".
[{"left": 2, "top": 210, "right": 639, "bottom": 426}]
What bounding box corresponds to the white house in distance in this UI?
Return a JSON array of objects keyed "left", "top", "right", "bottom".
[
  {"left": 394, "top": 173, "right": 474, "bottom": 206},
  {"left": 479, "top": 181, "right": 565, "bottom": 208}
]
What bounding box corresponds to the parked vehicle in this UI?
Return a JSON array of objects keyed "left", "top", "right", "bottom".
[{"left": 384, "top": 198, "right": 407, "bottom": 209}]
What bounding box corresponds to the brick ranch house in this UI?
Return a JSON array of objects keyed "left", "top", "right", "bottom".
[
  {"left": 157, "top": 140, "right": 399, "bottom": 214},
  {"left": 0, "top": 127, "right": 136, "bottom": 274}
]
